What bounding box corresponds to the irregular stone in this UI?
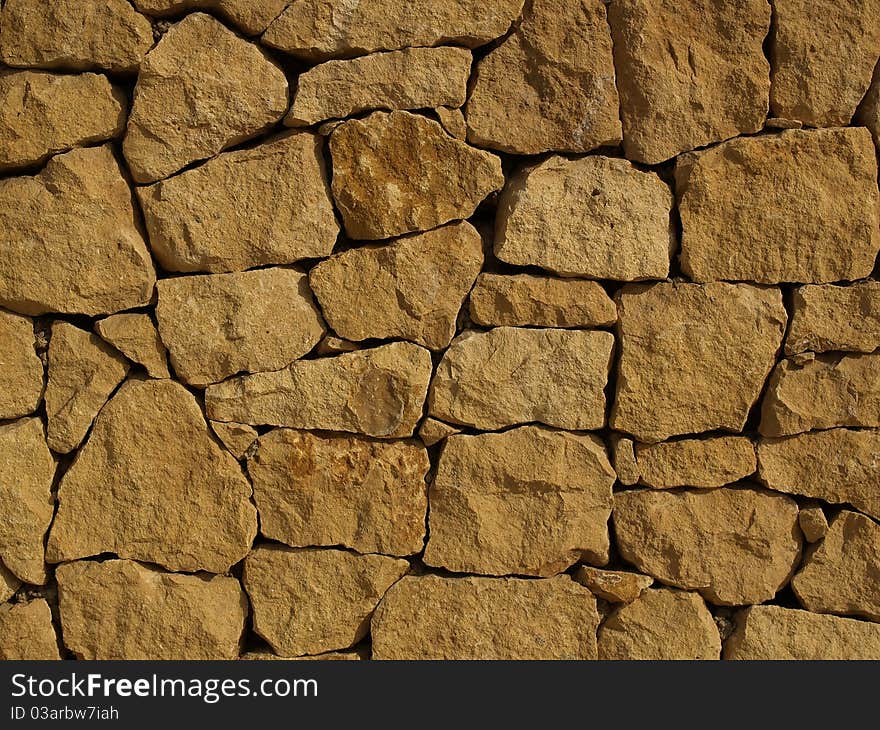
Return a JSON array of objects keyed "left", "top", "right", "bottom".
[
  {"left": 95, "top": 313, "right": 170, "bottom": 379},
  {"left": 310, "top": 222, "right": 483, "bottom": 350},
  {"left": 430, "top": 328, "right": 613, "bottom": 431},
  {"left": 45, "top": 322, "right": 129, "bottom": 454},
  {"left": 435, "top": 107, "right": 467, "bottom": 140},
  {"left": 724, "top": 605, "right": 880, "bottom": 660},
  {"left": 857, "top": 63, "right": 880, "bottom": 148},
  {"left": 372, "top": 575, "right": 599, "bottom": 660},
  {"left": 47, "top": 380, "right": 257, "bottom": 573},
  {"left": 599, "top": 588, "right": 721, "bottom": 660},
  {"left": 315, "top": 336, "right": 360, "bottom": 356},
  {"left": 156, "top": 269, "right": 325, "bottom": 387},
  {"left": 287, "top": 47, "right": 471, "bottom": 126},
  {"left": 760, "top": 353, "right": 880, "bottom": 437},
  {"left": 0, "top": 309, "right": 43, "bottom": 420},
  {"left": 469, "top": 274, "right": 616, "bottom": 329},
  {"left": 786, "top": 283, "right": 880, "bottom": 355},
  {"left": 466, "top": 0, "right": 621, "bottom": 155},
  {"left": 137, "top": 133, "right": 339, "bottom": 273},
  {"left": 799, "top": 502, "right": 829, "bottom": 544},
  {"left": 418, "top": 418, "right": 460, "bottom": 448},
  {"left": 678, "top": 129, "right": 880, "bottom": 283},
  {"left": 792, "top": 511, "right": 880, "bottom": 621},
  {"left": 608, "top": 0, "right": 770, "bottom": 164},
  {"left": 766, "top": 117, "right": 804, "bottom": 129},
  {"left": 758, "top": 429, "right": 880, "bottom": 520},
  {"left": 574, "top": 566, "right": 652, "bottom": 603},
  {"left": 0, "top": 0, "right": 154, "bottom": 73},
  {"left": 635, "top": 436, "right": 757, "bottom": 489},
  {"left": 611, "top": 283, "right": 786, "bottom": 442},
  {"left": 770, "top": 0, "right": 880, "bottom": 127},
  {"left": 0, "top": 145, "right": 156, "bottom": 317},
  {"left": 0, "top": 600, "right": 60, "bottom": 660},
  {"left": 329, "top": 111, "right": 503, "bottom": 240},
  {"left": 609, "top": 435, "right": 640, "bottom": 486},
  {"left": 57, "top": 560, "right": 247, "bottom": 660},
  {"left": 247, "top": 430, "right": 429, "bottom": 556},
  {"left": 132, "top": 0, "right": 288, "bottom": 35},
  {"left": 0, "top": 563, "right": 21, "bottom": 604},
  {"left": 206, "top": 342, "right": 432, "bottom": 438},
  {"left": 262, "top": 0, "right": 525, "bottom": 61},
  {"left": 123, "top": 13, "right": 289, "bottom": 183},
  {"left": 244, "top": 546, "right": 408, "bottom": 657},
  {"left": 0, "top": 418, "right": 55, "bottom": 585},
  {"left": 614, "top": 487, "right": 802, "bottom": 605},
  {"left": 210, "top": 422, "right": 258, "bottom": 460},
  {"left": 241, "top": 650, "right": 366, "bottom": 661}
]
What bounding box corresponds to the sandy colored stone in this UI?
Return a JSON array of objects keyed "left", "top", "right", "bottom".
[
  {"left": 610, "top": 435, "right": 640, "bottom": 487},
  {"left": 315, "top": 336, "right": 360, "bottom": 356},
  {"left": 635, "top": 436, "right": 757, "bottom": 489},
  {"left": 799, "top": 503, "right": 829, "bottom": 544},
  {"left": 206, "top": 342, "right": 432, "bottom": 438},
  {"left": 244, "top": 546, "right": 408, "bottom": 657},
  {"left": 614, "top": 487, "right": 802, "bottom": 605},
  {"left": 123, "top": 13, "right": 289, "bottom": 183},
  {"left": 435, "top": 107, "right": 467, "bottom": 140},
  {"left": 156, "top": 268, "right": 325, "bottom": 387},
  {"left": 608, "top": 0, "right": 770, "bottom": 164},
  {"left": 792, "top": 511, "right": 880, "bottom": 622},
  {"left": 210, "top": 421, "right": 258, "bottom": 460},
  {"left": 424, "top": 427, "right": 614, "bottom": 577},
  {"left": 469, "top": 274, "right": 616, "bottom": 329},
  {"left": 771, "top": 0, "right": 880, "bottom": 127},
  {"left": 0, "top": 418, "right": 55, "bottom": 586},
  {"left": 242, "top": 650, "right": 366, "bottom": 661},
  {"left": 758, "top": 429, "right": 880, "bottom": 520},
  {"left": 287, "top": 47, "right": 471, "bottom": 126},
  {"left": 418, "top": 419, "right": 460, "bottom": 448},
  {"left": 330, "top": 111, "right": 503, "bottom": 240},
  {"left": 599, "top": 588, "right": 721, "bottom": 660},
  {"left": 372, "top": 575, "right": 599, "bottom": 660},
  {"left": 95, "top": 313, "right": 170, "bottom": 379},
  {"left": 430, "top": 328, "right": 613, "bottom": 431},
  {"left": 0, "top": 71, "right": 125, "bottom": 172},
  {"left": 574, "top": 566, "right": 652, "bottom": 603},
  {"left": 137, "top": 133, "right": 339, "bottom": 273},
  {"left": 466, "top": 0, "right": 621, "bottom": 155},
  {"left": 611, "top": 283, "right": 786, "bottom": 443},
  {"left": 310, "top": 222, "right": 483, "bottom": 350},
  {"left": 0, "top": 563, "right": 21, "bottom": 604},
  {"left": 133, "top": 0, "right": 289, "bottom": 35},
  {"left": 857, "top": 63, "right": 880, "bottom": 148},
  {"left": 786, "top": 283, "right": 880, "bottom": 355},
  {"left": 0, "top": 600, "right": 60, "bottom": 660},
  {"left": 47, "top": 379, "right": 257, "bottom": 573},
  {"left": 678, "top": 128, "right": 880, "bottom": 283},
  {"left": 262, "top": 0, "right": 524, "bottom": 61},
  {"left": 57, "top": 560, "right": 247, "bottom": 660},
  {"left": 248, "top": 429, "right": 429, "bottom": 556},
  {"left": 495, "top": 156, "right": 671, "bottom": 280},
  {"left": 766, "top": 117, "right": 804, "bottom": 129},
  {"left": 0, "top": 145, "right": 156, "bottom": 317},
  {"left": 0, "top": 310, "right": 43, "bottom": 420},
  {"left": 0, "top": 0, "right": 153, "bottom": 73}
]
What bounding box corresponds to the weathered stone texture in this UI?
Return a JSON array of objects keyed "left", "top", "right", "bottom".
[
  {"left": 133, "top": 0, "right": 289, "bottom": 35},
  {"left": 786, "top": 283, "right": 880, "bottom": 356},
  {"left": 0, "top": 310, "right": 43, "bottom": 420},
  {"left": 0, "top": 600, "right": 60, "bottom": 660},
  {"left": 635, "top": 437, "right": 757, "bottom": 489},
  {"left": 574, "top": 566, "right": 652, "bottom": 604},
  {"left": 798, "top": 503, "right": 829, "bottom": 544},
  {"left": 418, "top": 419, "right": 460, "bottom": 448},
  {"left": 210, "top": 422, "right": 258, "bottom": 460},
  {"left": 0, "top": 564, "right": 21, "bottom": 604},
  {"left": 610, "top": 435, "right": 641, "bottom": 487},
  {"left": 95, "top": 314, "right": 170, "bottom": 379}
]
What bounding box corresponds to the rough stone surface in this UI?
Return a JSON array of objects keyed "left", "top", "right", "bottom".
[
  {"left": 678, "top": 129, "right": 880, "bottom": 284},
  {"left": 123, "top": 13, "right": 289, "bottom": 183},
  {"left": 799, "top": 503, "right": 829, "bottom": 544},
  {"left": 133, "top": 0, "right": 289, "bottom": 35},
  {"left": 247, "top": 429, "right": 429, "bottom": 556},
  {"left": 156, "top": 268, "right": 325, "bottom": 387},
  {"left": 241, "top": 650, "right": 366, "bottom": 661},
  {"left": 210, "top": 421, "right": 258, "bottom": 460},
  {"left": 0, "top": 600, "right": 60, "bottom": 660},
  {"left": 287, "top": 47, "right": 471, "bottom": 126},
  {"left": 57, "top": 560, "right": 247, "bottom": 660},
  {"left": 0, "top": 418, "right": 55, "bottom": 585},
  {"left": 466, "top": 0, "right": 621, "bottom": 155},
  {"left": 47, "top": 379, "right": 257, "bottom": 573},
  {"left": 0, "top": 310, "right": 43, "bottom": 420},
  {"left": 0, "top": 0, "right": 154, "bottom": 73},
  {"left": 611, "top": 283, "right": 786, "bottom": 443},
  {"left": 372, "top": 575, "right": 600, "bottom": 660},
  {"left": 206, "top": 342, "right": 432, "bottom": 438},
  {"left": 614, "top": 487, "right": 802, "bottom": 605},
  {"left": 430, "top": 327, "right": 614, "bottom": 431},
  {"left": 424, "top": 427, "right": 615, "bottom": 576},
  {"left": 598, "top": 588, "right": 721, "bottom": 660},
  {"left": 574, "top": 566, "right": 652, "bottom": 603},
  {"left": 95, "top": 314, "right": 170, "bottom": 379},
  {"left": 610, "top": 435, "right": 641, "bottom": 486},
  {"left": 244, "top": 546, "right": 408, "bottom": 657},
  {"left": 262, "top": 0, "right": 525, "bottom": 60},
  {"left": 418, "top": 419, "right": 460, "bottom": 448},
  {"left": 137, "top": 133, "right": 339, "bottom": 273},
  {"left": 608, "top": 0, "right": 770, "bottom": 164},
  {"left": 494, "top": 156, "right": 672, "bottom": 280},
  {"left": 330, "top": 111, "right": 503, "bottom": 240},
  {"left": 0, "top": 564, "right": 21, "bottom": 604},
  {"left": 857, "top": 63, "right": 880, "bottom": 148},
  {"left": 435, "top": 107, "right": 467, "bottom": 140},
  {"left": 315, "top": 336, "right": 360, "bottom": 356},
  {"left": 0, "top": 145, "right": 156, "bottom": 317},
  {"left": 786, "top": 283, "right": 880, "bottom": 356},
  {"left": 310, "top": 222, "right": 483, "bottom": 350},
  {"left": 635, "top": 436, "right": 757, "bottom": 489}
]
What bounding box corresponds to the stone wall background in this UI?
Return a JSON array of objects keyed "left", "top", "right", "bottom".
[{"left": 1, "top": 0, "right": 880, "bottom": 660}]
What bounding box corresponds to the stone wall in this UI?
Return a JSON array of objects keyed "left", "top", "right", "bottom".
[{"left": 1, "top": 0, "right": 880, "bottom": 661}]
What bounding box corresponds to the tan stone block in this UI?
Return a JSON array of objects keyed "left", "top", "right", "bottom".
[
  {"left": 786, "top": 283, "right": 880, "bottom": 355},
  {"left": 0, "top": 310, "right": 43, "bottom": 420},
  {"left": 95, "top": 313, "right": 170, "bottom": 379},
  {"left": 635, "top": 436, "right": 757, "bottom": 489},
  {"left": 133, "top": 0, "right": 288, "bottom": 35},
  {"left": 574, "top": 566, "right": 652, "bottom": 603},
  {"left": 0, "top": 599, "right": 60, "bottom": 660}
]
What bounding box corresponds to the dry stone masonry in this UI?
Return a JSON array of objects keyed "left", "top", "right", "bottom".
[{"left": 0, "top": 0, "right": 879, "bottom": 662}]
